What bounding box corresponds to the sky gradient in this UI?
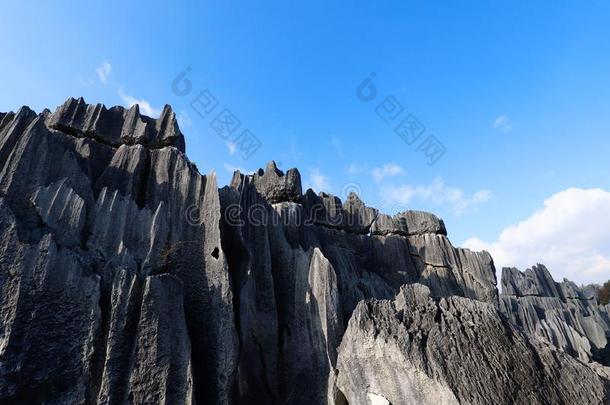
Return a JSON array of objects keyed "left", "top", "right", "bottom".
[{"left": 1, "top": 1, "right": 609, "bottom": 284}]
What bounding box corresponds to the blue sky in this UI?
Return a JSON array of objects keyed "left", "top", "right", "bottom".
[{"left": 2, "top": 1, "right": 610, "bottom": 283}]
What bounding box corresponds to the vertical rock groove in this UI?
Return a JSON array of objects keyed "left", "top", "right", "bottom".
[{"left": 0, "top": 98, "right": 608, "bottom": 404}]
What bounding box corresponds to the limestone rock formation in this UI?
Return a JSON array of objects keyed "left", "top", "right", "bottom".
[
  {"left": 500, "top": 264, "right": 610, "bottom": 366},
  {"left": 47, "top": 97, "right": 186, "bottom": 152},
  {"left": 335, "top": 284, "right": 610, "bottom": 405},
  {"left": 300, "top": 189, "right": 379, "bottom": 234},
  {"left": 0, "top": 98, "right": 608, "bottom": 404},
  {"left": 371, "top": 210, "right": 447, "bottom": 236},
  {"left": 97, "top": 271, "right": 194, "bottom": 405},
  {"left": 231, "top": 160, "right": 302, "bottom": 204},
  {"left": 0, "top": 199, "right": 101, "bottom": 404},
  {"left": 0, "top": 99, "right": 235, "bottom": 404},
  {"left": 407, "top": 233, "right": 498, "bottom": 304}
]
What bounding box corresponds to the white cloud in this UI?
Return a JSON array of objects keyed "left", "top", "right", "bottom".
[
  {"left": 227, "top": 142, "right": 237, "bottom": 155},
  {"left": 371, "top": 163, "right": 406, "bottom": 183},
  {"left": 223, "top": 163, "right": 254, "bottom": 174},
  {"left": 117, "top": 88, "right": 161, "bottom": 118},
  {"left": 307, "top": 168, "right": 331, "bottom": 192},
  {"left": 96, "top": 61, "right": 112, "bottom": 84},
  {"left": 95, "top": 63, "right": 160, "bottom": 119},
  {"left": 493, "top": 115, "right": 512, "bottom": 132},
  {"left": 463, "top": 188, "right": 610, "bottom": 285},
  {"left": 177, "top": 110, "right": 192, "bottom": 128},
  {"left": 281, "top": 138, "right": 302, "bottom": 163},
  {"left": 381, "top": 177, "right": 492, "bottom": 215},
  {"left": 329, "top": 134, "right": 344, "bottom": 158},
  {"left": 78, "top": 76, "right": 94, "bottom": 86},
  {"left": 347, "top": 163, "right": 368, "bottom": 176}
]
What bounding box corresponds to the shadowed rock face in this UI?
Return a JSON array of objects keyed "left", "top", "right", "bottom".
[{"left": 0, "top": 98, "right": 608, "bottom": 405}]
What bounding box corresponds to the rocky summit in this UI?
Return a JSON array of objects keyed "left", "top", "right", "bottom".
[{"left": 0, "top": 98, "right": 609, "bottom": 404}]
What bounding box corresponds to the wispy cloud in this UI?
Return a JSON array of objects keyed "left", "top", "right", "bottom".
[
  {"left": 78, "top": 76, "right": 95, "bottom": 86},
  {"left": 224, "top": 163, "right": 254, "bottom": 174},
  {"left": 347, "top": 162, "right": 367, "bottom": 176},
  {"left": 177, "top": 110, "right": 192, "bottom": 128},
  {"left": 281, "top": 137, "right": 302, "bottom": 164},
  {"left": 93, "top": 63, "right": 161, "bottom": 119},
  {"left": 227, "top": 142, "right": 237, "bottom": 155},
  {"left": 371, "top": 163, "right": 405, "bottom": 183},
  {"left": 329, "top": 134, "right": 344, "bottom": 158},
  {"left": 463, "top": 188, "right": 610, "bottom": 285},
  {"left": 307, "top": 168, "right": 331, "bottom": 192},
  {"left": 381, "top": 177, "right": 492, "bottom": 215},
  {"left": 117, "top": 88, "right": 161, "bottom": 118},
  {"left": 96, "top": 61, "right": 112, "bottom": 84},
  {"left": 493, "top": 115, "right": 512, "bottom": 132}
]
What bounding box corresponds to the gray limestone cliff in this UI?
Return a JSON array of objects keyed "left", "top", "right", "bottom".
[
  {"left": 0, "top": 98, "right": 608, "bottom": 404},
  {"left": 0, "top": 99, "right": 235, "bottom": 404}
]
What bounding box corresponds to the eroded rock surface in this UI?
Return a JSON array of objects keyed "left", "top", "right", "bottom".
[
  {"left": 336, "top": 284, "right": 610, "bottom": 405},
  {"left": 371, "top": 210, "right": 447, "bottom": 236},
  {"left": 500, "top": 265, "right": 610, "bottom": 366},
  {"left": 47, "top": 97, "right": 186, "bottom": 152},
  {"left": 0, "top": 99, "right": 235, "bottom": 405},
  {"left": 0, "top": 98, "right": 607, "bottom": 405},
  {"left": 220, "top": 159, "right": 505, "bottom": 403},
  {"left": 231, "top": 160, "right": 302, "bottom": 204}
]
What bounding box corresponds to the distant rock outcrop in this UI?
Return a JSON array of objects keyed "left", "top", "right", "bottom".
[
  {"left": 0, "top": 98, "right": 608, "bottom": 404},
  {"left": 371, "top": 210, "right": 447, "bottom": 236},
  {"left": 500, "top": 264, "right": 610, "bottom": 366}
]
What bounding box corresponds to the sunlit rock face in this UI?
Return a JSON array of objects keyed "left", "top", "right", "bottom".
[
  {"left": 335, "top": 284, "right": 610, "bottom": 405},
  {"left": 500, "top": 264, "right": 610, "bottom": 366},
  {"left": 0, "top": 99, "right": 235, "bottom": 404},
  {"left": 0, "top": 99, "right": 608, "bottom": 404}
]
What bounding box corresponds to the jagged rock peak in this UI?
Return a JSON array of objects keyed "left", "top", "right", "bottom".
[
  {"left": 372, "top": 209, "right": 447, "bottom": 236},
  {"left": 0, "top": 98, "right": 236, "bottom": 403},
  {"left": 7, "top": 97, "right": 607, "bottom": 404},
  {"left": 45, "top": 96, "right": 186, "bottom": 152},
  {"left": 297, "top": 188, "right": 378, "bottom": 234},
  {"left": 230, "top": 160, "right": 302, "bottom": 203},
  {"left": 501, "top": 264, "right": 597, "bottom": 300},
  {"left": 342, "top": 191, "right": 378, "bottom": 233},
  {"left": 500, "top": 264, "right": 610, "bottom": 366},
  {"left": 226, "top": 161, "right": 449, "bottom": 238}
]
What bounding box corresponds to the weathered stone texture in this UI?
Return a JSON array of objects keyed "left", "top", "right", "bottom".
[
  {"left": 0, "top": 99, "right": 235, "bottom": 405},
  {"left": 1, "top": 99, "right": 607, "bottom": 405},
  {"left": 500, "top": 264, "right": 610, "bottom": 366},
  {"left": 336, "top": 284, "right": 610, "bottom": 405}
]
